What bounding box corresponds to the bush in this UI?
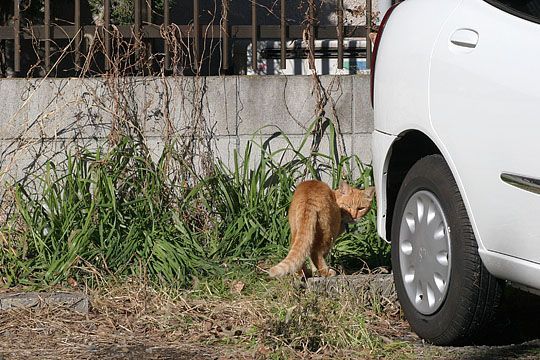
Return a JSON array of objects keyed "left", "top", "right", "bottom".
[
  {"left": 2, "top": 138, "right": 210, "bottom": 286},
  {"left": 1, "top": 120, "right": 387, "bottom": 287}
]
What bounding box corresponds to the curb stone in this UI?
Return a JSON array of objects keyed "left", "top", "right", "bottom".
[
  {"left": 306, "top": 273, "right": 398, "bottom": 306},
  {"left": 0, "top": 292, "right": 89, "bottom": 314}
]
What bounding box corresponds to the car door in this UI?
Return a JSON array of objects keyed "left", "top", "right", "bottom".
[{"left": 429, "top": 0, "right": 540, "bottom": 263}]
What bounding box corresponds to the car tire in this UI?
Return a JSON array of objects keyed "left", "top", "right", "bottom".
[{"left": 391, "top": 154, "right": 503, "bottom": 345}]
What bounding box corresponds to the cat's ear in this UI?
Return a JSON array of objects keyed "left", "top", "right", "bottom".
[
  {"left": 338, "top": 181, "right": 352, "bottom": 195},
  {"left": 363, "top": 186, "right": 376, "bottom": 200}
]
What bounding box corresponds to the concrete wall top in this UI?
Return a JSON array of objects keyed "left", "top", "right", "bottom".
[{"left": 0, "top": 74, "right": 374, "bottom": 181}]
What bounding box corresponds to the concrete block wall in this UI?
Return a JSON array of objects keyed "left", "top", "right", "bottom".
[{"left": 0, "top": 75, "right": 373, "bottom": 184}]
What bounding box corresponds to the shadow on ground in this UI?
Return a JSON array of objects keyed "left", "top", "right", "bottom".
[
  {"left": 486, "top": 287, "right": 540, "bottom": 344},
  {"left": 447, "top": 287, "right": 540, "bottom": 360}
]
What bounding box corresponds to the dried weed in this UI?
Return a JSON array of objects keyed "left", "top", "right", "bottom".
[{"left": 0, "top": 273, "right": 423, "bottom": 359}]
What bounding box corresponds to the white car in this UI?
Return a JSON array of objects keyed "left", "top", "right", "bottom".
[{"left": 371, "top": 0, "right": 540, "bottom": 345}]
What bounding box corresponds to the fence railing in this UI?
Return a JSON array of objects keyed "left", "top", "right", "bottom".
[{"left": 0, "top": 0, "right": 376, "bottom": 77}]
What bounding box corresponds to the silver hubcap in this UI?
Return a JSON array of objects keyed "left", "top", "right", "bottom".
[{"left": 399, "top": 190, "right": 451, "bottom": 315}]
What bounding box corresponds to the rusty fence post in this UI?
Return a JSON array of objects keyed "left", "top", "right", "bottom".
[
  {"left": 146, "top": 0, "right": 153, "bottom": 65},
  {"left": 75, "top": 0, "right": 81, "bottom": 71},
  {"left": 193, "top": 0, "right": 200, "bottom": 71},
  {"left": 308, "top": 0, "right": 315, "bottom": 70},
  {"left": 164, "top": 0, "right": 170, "bottom": 70},
  {"left": 222, "top": 0, "right": 229, "bottom": 73},
  {"left": 135, "top": 0, "right": 141, "bottom": 38},
  {"left": 104, "top": 0, "right": 111, "bottom": 71},
  {"left": 44, "top": 0, "right": 51, "bottom": 72},
  {"left": 251, "top": 0, "right": 257, "bottom": 72},
  {"left": 337, "top": 0, "right": 344, "bottom": 69},
  {"left": 280, "top": 0, "right": 286, "bottom": 69},
  {"left": 147, "top": 0, "right": 152, "bottom": 23},
  {"left": 134, "top": 0, "right": 143, "bottom": 71},
  {"left": 13, "top": 0, "right": 21, "bottom": 74}
]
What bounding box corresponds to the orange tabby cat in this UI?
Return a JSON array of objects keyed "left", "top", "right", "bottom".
[{"left": 268, "top": 180, "right": 375, "bottom": 278}]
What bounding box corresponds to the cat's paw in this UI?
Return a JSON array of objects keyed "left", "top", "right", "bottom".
[
  {"left": 327, "top": 269, "right": 337, "bottom": 277},
  {"left": 319, "top": 268, "right": 337, "bottom": 277}
]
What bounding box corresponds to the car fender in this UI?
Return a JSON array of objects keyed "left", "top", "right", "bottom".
[{"left": 374, "top": 126, "right": 489, "bottom": 259}]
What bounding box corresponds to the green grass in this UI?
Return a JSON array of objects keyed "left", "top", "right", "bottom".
[
  {"left": 178, "top": 265, "right": 418, "bottom": 359},
  {"left": 0, "top": 118, "right": 389, "bottom": 288}
]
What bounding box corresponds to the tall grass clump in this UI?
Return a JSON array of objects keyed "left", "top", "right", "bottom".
[
  {"left": 0, "top": 119, "right": 387, "bottom": 287},
  {"left": 200, "top": 120, "right": 386, "bottom": 271},
  {"left": 1, "top": 138, "right": 210, "bottom": 287},
  {"left": 201, "top": 142, "right": 295, "bottom": 260}
]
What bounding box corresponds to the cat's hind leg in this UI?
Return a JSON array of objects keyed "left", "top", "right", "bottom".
[
  {"left": 310, "top": 230, "right": 336, "bottom": 277},
  {"left": 311, "top": 252, "right": 336, "bottom": 277}
]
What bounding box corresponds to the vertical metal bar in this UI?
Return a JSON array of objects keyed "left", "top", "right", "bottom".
[
  {"left": 13, "top": 0, "right": 21, "bottom": 74},
  {"left": 251, "top": 0, "right": 257, "bottom": 72},
  {"left": 75, "top": 0, "right": 81, "bottom": 70},
  {"left": 134, "top": 0, "right": 142, "bottom": 69},
  {"left": 135, "top": 0, "right": 141, "bottom": 37},
  {"left": 308, "top": 0, "right": 315, "bottom": 70},
  {"left": 337, "top": 0, "right": 344, "bottom": 69},
  {"left": 146, "top": 0, "right": 153, "bottom": 65},
  {"left": 193, "top": 0, "right": 200, "bottom": 70},
  {"left": 222, "top": 0, "right": 229, "bottom": 72},
  {"left": 280, "top": 0, "right": 286, "bottom": 69},
  {"left": 147, "top": 0, "right": 152, "bottom": 23},
  {"left": 104, "top": 0, "right": 110, "bottom": 70},
  {"left": 366, "top": 0, "right": 372, "bottom": 69},
  {"left": 44, "top": 0, "right": 51, "bottom": 72},
  {"left": 164, "top": 0, "right": 170, "bottom": 70}
]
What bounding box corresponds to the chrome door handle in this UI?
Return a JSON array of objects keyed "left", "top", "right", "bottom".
[{"left": 450, "top": 29, "right": 479, "bottom": 49}]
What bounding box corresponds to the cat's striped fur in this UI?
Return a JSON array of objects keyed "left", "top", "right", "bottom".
[{"left": 269, "top": 180, "right": 375, "bottom": 278}]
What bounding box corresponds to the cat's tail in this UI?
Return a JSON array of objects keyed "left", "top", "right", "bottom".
[{"left": 268, "top": 208, "right": 317, "bottom": 278}]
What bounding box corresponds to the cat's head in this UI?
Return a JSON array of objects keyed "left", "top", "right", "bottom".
[{"left": 334, "top": 182, "right": 375, "bottom": 221}]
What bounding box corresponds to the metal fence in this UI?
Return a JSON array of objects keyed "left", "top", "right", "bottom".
[{"left": 0, "top": 0, "right": 375, "bottom": 77}]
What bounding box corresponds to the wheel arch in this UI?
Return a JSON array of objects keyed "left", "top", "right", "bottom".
[{"left": 384, "top": 130, "right": 441, "bottom": 242}]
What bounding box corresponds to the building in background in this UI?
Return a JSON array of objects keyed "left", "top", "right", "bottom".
[{"left": 246, "top": 0, "right": 392, "bottom": 75}]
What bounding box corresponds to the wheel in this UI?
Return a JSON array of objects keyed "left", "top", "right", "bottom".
[{"left": 391, "top": 154, "right": 503, "bottom": 345}]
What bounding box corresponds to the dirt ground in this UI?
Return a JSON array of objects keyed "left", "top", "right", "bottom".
[
  {"left": 1, "top": 319, "right": 539, "bottom": 359},
  {"left": 0, "top": 279, "right": 539, "bottom": 360}
]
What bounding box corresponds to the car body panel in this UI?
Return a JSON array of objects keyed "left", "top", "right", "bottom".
[
  {"left": 372, "top": 0, "right": 540, "bottom": 291},
  {"left": 373, "top": 0, "right": 461, "bottom": 133},
  {"left": 480, "top": 248, "right": 540, "bottom": 293},
  {"left": 429, "top": 0, "right": 540, "bottom": 265},
  {"left": 373, "top": 0, "right": 462, "bottom": 240},
  {"left": 372, "top": 130, "right": 397, "bottom": 240}
]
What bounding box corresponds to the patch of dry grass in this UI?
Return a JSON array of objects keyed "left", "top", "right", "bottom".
[
  {"left": 0, "top": 271, "right": 445, "bottom": 359},
  {"left": 0, "top": 278, "right": 258, "bottom": 359}
]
